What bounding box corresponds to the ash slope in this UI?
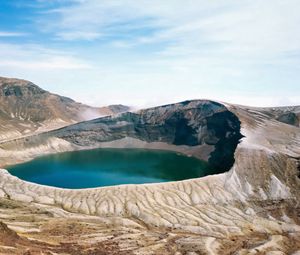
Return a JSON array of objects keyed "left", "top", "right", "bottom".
[
  {"left": 0, "top": 100, "right": 299, "bottom": 254},
  {"left": 0, "top": 77, "right": 129, "bottom": 142}
]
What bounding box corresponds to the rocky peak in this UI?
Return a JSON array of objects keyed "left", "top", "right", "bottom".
[{"left": 0, "top": 77, "right": 45, "bottom": 95}]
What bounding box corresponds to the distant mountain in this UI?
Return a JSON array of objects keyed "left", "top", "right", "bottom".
[
  {"left": 272, "top": 106, "right": 300, "bottom": 127},
  {"left": 245, "top": 105, "right": 300, "bottom": 127},
  {"left": 0, "top": 77, "right": 129, "bottom": 141}
]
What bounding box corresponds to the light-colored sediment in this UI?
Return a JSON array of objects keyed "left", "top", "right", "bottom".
[{"left": 0, "top": 102, "right": 299, "bottom": 254}]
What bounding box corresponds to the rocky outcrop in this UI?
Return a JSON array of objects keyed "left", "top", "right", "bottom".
[
  {"left": 276, "top": 112, "right": 299, "bottom": 126},
  {"left": 260, "top": 105, "right": 300, "bottom": 127}
]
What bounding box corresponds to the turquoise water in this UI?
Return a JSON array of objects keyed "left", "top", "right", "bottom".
[{"left": 7, "top": 148, "right": 212, "bottom": 189}]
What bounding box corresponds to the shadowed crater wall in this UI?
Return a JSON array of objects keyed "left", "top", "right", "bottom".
[
  {"left": 47, "top": 100, "right": 243, "bottom": 173},
  {"left": 0, "top": 100, "right": 243, "bottom": 174}
]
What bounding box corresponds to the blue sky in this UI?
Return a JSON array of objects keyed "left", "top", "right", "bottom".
[{"left": 0, "top": 0, "right": 299, "bottom": 107}]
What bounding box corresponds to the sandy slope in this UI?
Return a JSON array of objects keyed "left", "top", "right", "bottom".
[{"left": 0, "top": 101, "right": 299, "bottom": 254}]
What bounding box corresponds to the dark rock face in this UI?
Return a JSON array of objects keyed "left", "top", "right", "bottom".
[
  {"left": 206, "top": 111, "right": 243, "bottom": 173},
  {"left": 53, "top": 100, "right": 243, "bottom": 172},
  {"left": 276, "top": 112, "right": 299, "bottom": 127},
  {"left": 258, "top": 105, "right": 300, "bottom": 128},
  {"left": 1, "top": 82, "right": 47, "bottom": 97}
]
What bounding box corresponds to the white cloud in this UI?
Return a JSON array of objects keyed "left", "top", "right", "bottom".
[
  {"left": 56, "top": 31, "right": 102, "bottom": 40},
  {"left": 0, "top": 31, "right": 27, "bottom": 37},
  {"left": 0, "top": 43, "right": 92, "bottom": 70},
  {"left": 0, "top": 57, "right": 90, "bottom": 70},
  {"left": 1, "top": 1, "right": 300, "bottom": 108},
  {"left": 41, "top": 0, "right": 300, "bottom": 54},
  {"left": 39, "top": 0, "right": 300, "bottom": 78}
]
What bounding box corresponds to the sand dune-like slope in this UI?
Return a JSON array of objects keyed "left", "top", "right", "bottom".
[{"left": 0, "top": 100, "right": 299, "bottom": 254}]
